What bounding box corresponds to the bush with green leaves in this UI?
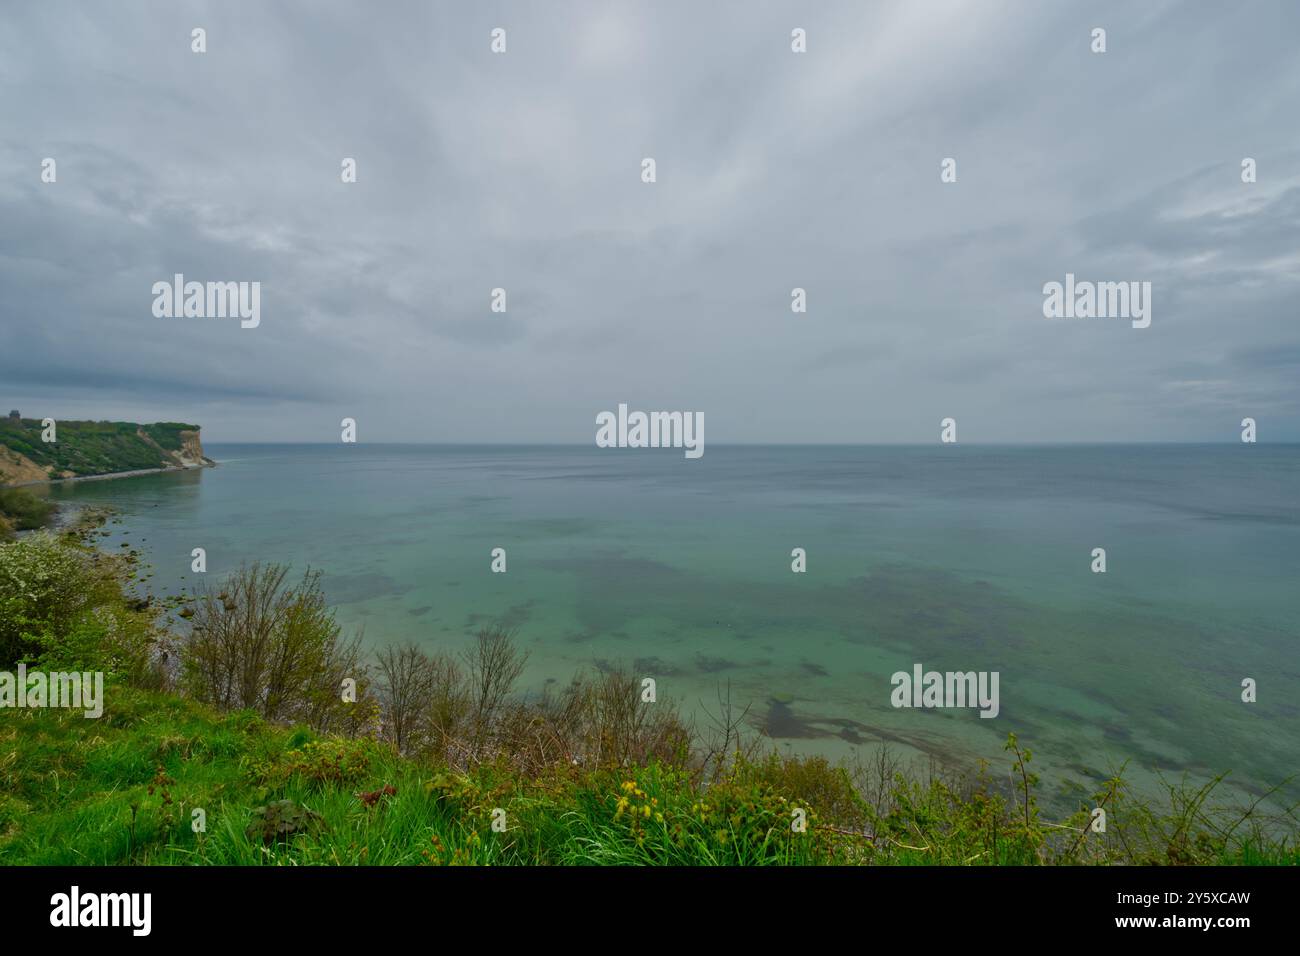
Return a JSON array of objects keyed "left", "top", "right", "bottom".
[
  {"left": 0, "top": 530, "right": 106, "bottom": 665},
  {"left": 0, "top": 530, "right": 157, "bottom": 679},
  {"left": 0, "top": 488, "right": 55, "bottom": 533}
]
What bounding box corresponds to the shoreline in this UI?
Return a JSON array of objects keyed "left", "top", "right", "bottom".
[{"left": 2, "top": 461, "right": 214, "bottom": 490}]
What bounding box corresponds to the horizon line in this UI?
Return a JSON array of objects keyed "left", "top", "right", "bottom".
[{"left": 200, "top": 439, "right": 1298, "bottom": 447}]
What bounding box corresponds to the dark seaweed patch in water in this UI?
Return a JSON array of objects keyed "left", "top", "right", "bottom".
[
  {"left": 545, "top": 551, "right": 875, "bottom": 640},
  {"left": 634, "top": 656, "right": 686, "bottom": 677},
  {"left": 761, "top": 699, "right": 822, "bottom": 738},
  {"left": 465, "top": 600, "right": 535, "bottom": 631},
  {"left": 695, "top": 654, "right": 737, "bottom": 674},
  {"left": 408, "top": 605, "right": 433, "bottom": 617},
  {"left": 543, "top": 551, "right": 788, "bottom": 636},
  {"left": 847, "top": 564, "right": 1032, "bottom": 654},
  {"left": 801, "top": 660, "right": 829, "bottom": 677},
  {"left": 829, "top": 719, "right": 868, "bottom": 745},
  {"left": 499, "top": 600, "right": 536, "bottom": 630},
  {"left": 323, "top": 572, "right": 410, "bottom": 604},
  {"left": 542, "top": 552, "right": 698, "bottom": 634},
  {"left": 759, "top": 700, "right": 880, "bottom": 744}
]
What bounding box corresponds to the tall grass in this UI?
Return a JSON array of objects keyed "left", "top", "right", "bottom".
[{"left": 4, "top": 684, "right": 1296, "bottom": 866}]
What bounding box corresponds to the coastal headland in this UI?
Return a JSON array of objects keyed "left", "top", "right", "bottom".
[{"left": 0, "top": 413, "right": 213, "bottom": 487}]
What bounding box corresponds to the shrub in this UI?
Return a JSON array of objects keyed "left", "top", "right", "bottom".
[
  {"left": 181, "top": 562, "right": 373, "bottom": 732},
  {"left": 0, "top": 531, "right": 110, "bottom": 665},
  {"left": 375, "top": 642, "right": 437, "bottom": 754},
  {"left": 423, "top": 651, "right": 471, "bottom": 763},
  {"left": 0, "top": 488, "right": 56, "bottom": 532},
  {"left": 464, "top": 624, "right": 527, "bottom": 734},
  {"left": 0, "top": 531, "right": 160, "bottom": 682},
  {"left": 535, "top": 668, "right": 691, "bottom": 771},
  {"left": 249, "top": 739, "right": 373, "bottom": 790},
  {"left": 568, "top": 762, "right": 841, "bottom": 865},
  {"left": 735, "top": 752, "right": 870, "bottom": 832},
  {"left": 245, "top": 800, "right": 324, "bottom": 844}
]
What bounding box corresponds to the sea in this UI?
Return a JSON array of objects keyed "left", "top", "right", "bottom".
[{"left": 43, "top": 443, "right": 1300, "bottom": 810}]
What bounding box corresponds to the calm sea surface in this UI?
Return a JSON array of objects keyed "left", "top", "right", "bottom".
[{"left": 46, "top": 443, "right": 1300, "bottom": 807}]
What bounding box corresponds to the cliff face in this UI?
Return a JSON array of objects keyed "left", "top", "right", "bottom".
[
  {"left": 0, "top": 418, "right": 214, "bottom": 486},
  {"left": 0, "top": 444, "right": 49, "bottom": 484},
  {"left": 174, "top": 429, "right": 212, "bottom": 468}
]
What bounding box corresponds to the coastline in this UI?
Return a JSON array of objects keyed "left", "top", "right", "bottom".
[{"left": 2, "top": 461, "right": 214, "bottom": 490}]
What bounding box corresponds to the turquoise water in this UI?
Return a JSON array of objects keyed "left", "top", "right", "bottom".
[{"left": 47, "top": 443, "right": 1299, "bottom": 807}]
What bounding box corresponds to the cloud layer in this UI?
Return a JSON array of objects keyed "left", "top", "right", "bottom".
[{"left": 2, "top": 0, "right": 1298, "bottom": 442}]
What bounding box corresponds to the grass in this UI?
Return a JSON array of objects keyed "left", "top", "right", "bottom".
[
  {"left": 0, "top": 686, "right": 830, "bottom": 865},
  {"left": 2, "top": 684, "right": 1297, "bottom": 866}
]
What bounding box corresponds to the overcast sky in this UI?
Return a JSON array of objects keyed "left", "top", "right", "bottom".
[{"left": 2, "top": 0, "right": 1298, "bottom": 443}]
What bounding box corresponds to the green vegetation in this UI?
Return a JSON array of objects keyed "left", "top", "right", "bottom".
[
  {"left": 138, "top": 423, "right": 196, "bottom": 453},
  {"left": 0, "top": 417, "right": 206, "bottom": 481},
  {"left": 1, "top": 530, "right": 1297, "bottom": 866},
  {"left": 0, "top": 531, "right": 156, "bottom": 683},
  {"left": 0, "top": 488, "right": 57, "bottom": 541}
]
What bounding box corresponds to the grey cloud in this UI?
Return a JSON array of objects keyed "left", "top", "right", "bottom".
[{"left": 1, "top": 0, "right": 1298, "bottom": 442}]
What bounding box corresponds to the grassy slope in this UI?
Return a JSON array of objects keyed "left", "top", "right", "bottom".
[
  {"left": 0, "top": 687, "right": 836, "bottom": 865},
  {"left": 0, "top": 419, "right": 199, "bottom": 480},
  {"left": 3, "top": 684, "right": 1296, "bottom": 866}
]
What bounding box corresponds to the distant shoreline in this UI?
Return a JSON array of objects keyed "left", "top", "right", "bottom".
[{"left": 4, "top": 462, "right": 214, "bottom": 490}]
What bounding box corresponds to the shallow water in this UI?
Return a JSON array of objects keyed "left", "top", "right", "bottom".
[{"left": 46, "top": 443, "right": 1300, "bottom": 807}]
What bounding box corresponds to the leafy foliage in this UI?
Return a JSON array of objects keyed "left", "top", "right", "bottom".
[
  {"left": 245, "top": 800, "right": 325, "bottom": 845},
  {"left": 0, "top": 531, "right": 162, "bottom": 688},
  {"left": 0, "top": 488, "right": 56, "bottom": 533},
  {"left": 180, "top": 562, "right": 374, "bottom": 733}
]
